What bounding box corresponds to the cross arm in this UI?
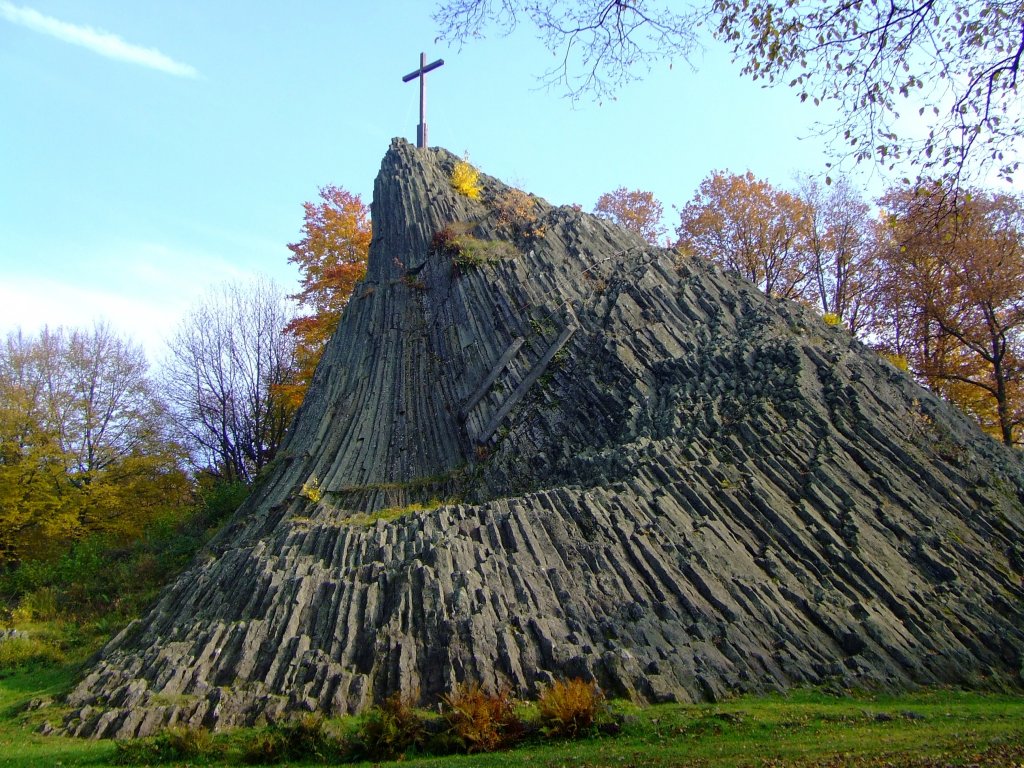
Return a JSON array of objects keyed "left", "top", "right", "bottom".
[{"left": 403, "top": 58, "right": 445, "bottom": 82}]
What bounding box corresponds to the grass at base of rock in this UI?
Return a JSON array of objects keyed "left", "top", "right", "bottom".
[
  {"left": 0, "top": 657, "right": 115, "bottom": 766},
  {"left": 0, "top": 649, "right": 1021, "bottom": 768},
  {"left": 0, "top": 614, "right": 1019, "bottom": 766}
]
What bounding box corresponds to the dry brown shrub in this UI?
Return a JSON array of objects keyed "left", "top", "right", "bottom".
[
  {"left": 443, "top": 681, "right": 522, "bottom": 753},
  {"left": 537, "top": 677, "right": 606, "bottom": 738},
  {"left": 493, "top": 188, "right": 545, "bottom": 242},
  {"left": 431, "top": 225, "right": 462, "bottom": 257}
]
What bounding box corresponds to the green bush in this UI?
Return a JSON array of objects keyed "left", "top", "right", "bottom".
[
  {"left": 11, "top": 586, "right": 58, "bottom": 622},
  {"left": 0, "top": 633, "right": 65, "bottom": 668},
  {"left": 431, "top": 225, "right": 518, "bottom": 270},
  {"left": 1, "top": 536, "right": 108, "bottom": 602},
  {"left": 355, "top": 693, "right": 427, "bottom": 761},
  {"left": 113, "top": 724, "right": 219, "bottom": 765},
  {"left": 453, "top": 236, "right": 518, "bottom": 268},
  {"left": 196, "top": 479, "right": 249, "bottom": 526},
  {"left": 241, "top": 714, "right": 346, "bottom": 764},
  {"left": 240, "top": 728, "right": 289, "bottom": 765},
  {"left": 0, "top": 479, "right": 247, "bottom": 624}
]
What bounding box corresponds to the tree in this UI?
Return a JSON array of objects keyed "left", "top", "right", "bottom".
[
  {"left": 798, "top": 175, "right": 875, "bottom": 334},
  {"left": 434, "top": 1, "right": 699, "bottom": 101},
  {"left": 594, "top": 186, "right": 667, "bottom": 244},
  {"left": 677, "top": 170, "right": 812, "bottom": 300},
  {"left": 872, "top": 185, "right": 1024, "bottom": 445},
  {"left": 282, "top": 186, "right": 371, "bottom": 408},
  {"left": 0, "top": 330, "right": 69, "bottom": 563},
  {"left": 162, "top": 278, "right": 299, "bottom": 484},
  {"left": 0, "top": 325, "right": 184, "bottom": 564},
  {"left": 41, "top": 325, "right": 166, "bottom": 477},
  {"left": 712, "top": 0, "right": 1023, "bottom": 185},
  {"left": 434, "top": 0, "right": 1023, "bottom": 184}
]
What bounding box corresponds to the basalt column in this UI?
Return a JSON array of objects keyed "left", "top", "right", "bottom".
[{"left": 62, "top": 139, "right": 1024, "bottom": 739}]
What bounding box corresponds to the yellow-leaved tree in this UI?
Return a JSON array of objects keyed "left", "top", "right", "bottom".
[{"left": 0, "top": 325, "right": 187, "bottom": 565}]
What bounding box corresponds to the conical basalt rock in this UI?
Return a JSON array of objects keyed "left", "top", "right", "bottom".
[{"left": 62, "top": 139, "right": 1024, "bottom": 738}]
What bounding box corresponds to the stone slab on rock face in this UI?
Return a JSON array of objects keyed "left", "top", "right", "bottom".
[{"left": 63, "top": 139, "right": 1024, "bottom": 738}]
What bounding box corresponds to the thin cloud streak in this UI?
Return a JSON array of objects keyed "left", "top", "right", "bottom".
[{"left": 0, "top": 1, "right": 198, "bottom": 78}]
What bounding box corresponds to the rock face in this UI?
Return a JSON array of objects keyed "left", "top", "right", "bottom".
[{"left": 64, "top": 139, "right": 1024, "bottom": 738}]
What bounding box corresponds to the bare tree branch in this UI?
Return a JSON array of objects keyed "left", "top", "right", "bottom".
[
  {"left": 161, "top": 278, "right": 298, "bottom": 483},
  {"left": 434, "top": 0, "right": 701, "bottom": 101}
]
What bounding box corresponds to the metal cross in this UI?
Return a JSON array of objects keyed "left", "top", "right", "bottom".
[{"left": 402, "top": 52, "right": 445, "bottom": 149}]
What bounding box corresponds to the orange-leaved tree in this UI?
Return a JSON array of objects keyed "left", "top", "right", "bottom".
[
  {"left": 872, "top": 185, "right": 1024, "bottom": 445},
  {"left": 281, "top": 186, "right": 371, "bottom": 408},
  {"left": 594, "top": 187, "right": 666, "bottom": 245},
  {"left": 677, "top": 170, "right": 812, "bottom": 301}
]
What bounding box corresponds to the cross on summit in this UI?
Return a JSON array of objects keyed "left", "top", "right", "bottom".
[{"left": 403, "top": 52, "right": 444, "bottom": 149}]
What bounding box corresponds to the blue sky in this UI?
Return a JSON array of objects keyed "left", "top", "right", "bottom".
[{"left": 1, "top": 1, "right": 859, "bottom": 358}]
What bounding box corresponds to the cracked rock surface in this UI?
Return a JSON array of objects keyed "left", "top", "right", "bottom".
[{"left": 63, "top": 139, "right": 1024, "bottom": 738}]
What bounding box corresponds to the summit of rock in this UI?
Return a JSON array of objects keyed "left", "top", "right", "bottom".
[{"left": 63, "top": 138, "right": 1024, "bottom": 738}]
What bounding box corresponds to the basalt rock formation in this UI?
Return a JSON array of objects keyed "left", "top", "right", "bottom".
[{"left": 63, "top": 139, "right": 1024, "bottom": 738}]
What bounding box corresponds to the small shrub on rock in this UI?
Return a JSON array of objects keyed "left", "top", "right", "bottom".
[
  {"left": 451, "top": 159, "right": 482, "bottom": 200},
  {"left": 494, "top": 188, "right": 545, "bottom": 242},
  {"left": 882, "top": 351, "right": 911, "bottom": 371},
  {"left": 537, "top": 677, "right": 607, "bottom": 738},
  {"left": 443, "top": 681, "right": 522, "bottom": 753},
  {"left": 431, "top": 225, "right": 462, "bottom": 258},
  {"left": 299, "top": 476, "right": 322, "bottom": 503},
  {"left": 451, "top": 236, "right": 518, "bottom": 269},
  {"left": 432, "top": 225, "right": 518, "bottom": 271}
]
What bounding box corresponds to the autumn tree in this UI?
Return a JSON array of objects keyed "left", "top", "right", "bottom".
[
  {"left": 161, "top": 278, "right": 298, "bottom": 483},
  {"left": 872, "top": 186, "right": 1024, "bottom": 445},
  {"left": 0, "top": 330, "right": 68, "bottom": 564},
  {"left": 677, "top": 170, "right": 812, "bottom": 300},
  {"left": 0, "top": 325, "right": 185, "bottom": 565},
  {"left": 594, "top": 186, "right": 667, "bottom": 244},
  {"left": 799, "top": 175, "right": 875, "bottom": 334},
  {"left": 282, "top": 185, "right": 371, "bottom": 408}
]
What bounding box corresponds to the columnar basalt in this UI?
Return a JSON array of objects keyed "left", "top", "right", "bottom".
[{"left": 63, "top": 139, "right": 1024, "bottom": 738}]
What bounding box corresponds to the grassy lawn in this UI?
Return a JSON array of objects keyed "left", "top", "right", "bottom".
[{"left": 0, "top": 640, "right": 1021, "bottom": 768}]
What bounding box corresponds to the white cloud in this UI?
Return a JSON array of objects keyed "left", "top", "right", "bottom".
[
  {"left": 0, "top": 241, "right": 267, "bottom": 361},
  {"left": 0, "top": 277, "right": 178, "bottom": 362},
  {"left": 0, "top": 1, "right": 198, "bottom": 78}
]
